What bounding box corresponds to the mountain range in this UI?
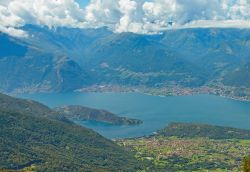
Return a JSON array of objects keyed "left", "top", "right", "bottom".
[{"left": 1, "top": 25, "right": 250, "bottom": 95}]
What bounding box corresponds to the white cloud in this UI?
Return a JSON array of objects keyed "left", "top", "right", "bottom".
[
  {"left": 0, "top": 25, "right": 28, "bottom": 37},
  {"left": 1, "top": 0, "right": 250, "bottom": 37},
  {"left": 85, "top": 0, "right": 250, "bottom": 34},
  {"left": 0, "top": 0, "right": 86, "bottom": 37},
  {"left": 84, "top": 0, "right": 120, "bottom": 28},
  {"left": 178, "top": 19, "right": 250, "bottom": 29},
  {"left": 115, "top": 0, "right": 140, "bottom": 32}
]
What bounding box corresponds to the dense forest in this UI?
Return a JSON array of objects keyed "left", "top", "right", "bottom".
[{"left": 0, "top": 93, "right": 142, "bottom": 171}]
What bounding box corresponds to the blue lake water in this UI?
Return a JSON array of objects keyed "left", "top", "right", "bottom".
[{"left": 17, "top": 92, "right": 250, "bottom": 139}]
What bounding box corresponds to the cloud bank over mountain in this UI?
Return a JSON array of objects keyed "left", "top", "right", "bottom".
[{"left": 1, "top": 0, "right": 250, "bottom": 37}]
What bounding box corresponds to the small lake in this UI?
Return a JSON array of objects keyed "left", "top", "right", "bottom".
[{"left": 17, "top": 92, "right": 250, "bottom": 139}]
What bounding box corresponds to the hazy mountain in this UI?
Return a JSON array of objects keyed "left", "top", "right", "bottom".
[
  {"left": 223, "top": 62, "right": 250, "bottom": 88},
  {"left": 0, "top": 33, "right": 91, "bottom": 93},
  {"left": 1, "top": 26, "right": 250, "bottom": 93}
]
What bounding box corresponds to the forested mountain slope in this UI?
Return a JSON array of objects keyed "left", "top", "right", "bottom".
[{"left": 0, "top": 93, "right": 141, "bottom": 171}]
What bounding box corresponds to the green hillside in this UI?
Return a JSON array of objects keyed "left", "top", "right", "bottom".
[
  {"left": 0, "top": 93, "right": 141, "bottom": 171},
  {"left": 158, "top": 122, "right": 250, "bottom": 139},
  {"left": 54, "top": 105, "right": 143, "bottom": 125},
  {"left": 0, "top": 93, "right": 70, "bottom": 123}
]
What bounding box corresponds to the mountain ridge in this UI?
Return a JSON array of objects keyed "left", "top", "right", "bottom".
[{"left": 1, "top": 26, "right": 250, "bottom": 99}]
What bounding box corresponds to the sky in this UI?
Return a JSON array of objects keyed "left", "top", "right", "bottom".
[
  {"left": 75, "top": 0, "right": 90, "bottom": 7},
  {"left": 1, "top": 0, "right": 250, "bottom": 37}
]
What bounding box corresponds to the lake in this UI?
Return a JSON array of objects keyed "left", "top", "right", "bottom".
[{"left": 17, "top": 92, "right": 250, "bottom": 139}]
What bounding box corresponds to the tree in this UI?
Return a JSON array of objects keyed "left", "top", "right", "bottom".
[{"left": 243, "top": 156, "right": 250, "bottom": 172}]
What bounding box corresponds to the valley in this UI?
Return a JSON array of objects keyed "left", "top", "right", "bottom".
[
  {"left": 117, "top": 123, "right": 250, "bottom": 172},
  {"left": 1, "top": 1, "right": 250, "bottom": 171}
]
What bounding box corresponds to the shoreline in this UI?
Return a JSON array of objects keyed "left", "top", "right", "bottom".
[
  {"left": 9, "top": 84, "right": 250, "bottom": 102},
  {"left": 76, "top": 85, "right": 250, "bottom": 102}
]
